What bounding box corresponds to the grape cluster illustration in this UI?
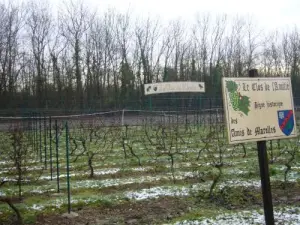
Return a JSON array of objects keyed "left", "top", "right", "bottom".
[{"left": 226, "top": 80, "right": 250, "bottom": 116}]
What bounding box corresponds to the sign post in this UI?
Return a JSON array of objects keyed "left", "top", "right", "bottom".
[
  {"left": 222, "top": 69, "right": 297, "bottom": 225},
  {"left": 250, "top": 69, "right": 274, "bottom": 225}
]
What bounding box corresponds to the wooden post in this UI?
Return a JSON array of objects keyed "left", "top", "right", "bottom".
[{"left": 249, "top": 69, "right": 275, "bottom": 225}]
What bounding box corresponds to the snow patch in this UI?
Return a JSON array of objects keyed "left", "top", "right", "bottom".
[
  {"left": 125, "top": 179, "right": 261, "bottom": 201},
  {"left": 171, "top": 207, "right": 300, "bottom": 225},
  {"left": 29, "top": 204, "right": 45, "bottom": 211}
]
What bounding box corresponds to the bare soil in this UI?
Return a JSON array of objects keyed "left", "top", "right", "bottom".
[{"left": 34, "top": 196, "right": 191, "bottom": 225}]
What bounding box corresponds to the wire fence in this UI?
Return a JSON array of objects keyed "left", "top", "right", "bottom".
[{"left": 0, "top": 108, "right": 225, "bottom": 131}]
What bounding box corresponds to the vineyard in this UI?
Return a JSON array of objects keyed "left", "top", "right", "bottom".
[{"left": 0, "top": 109, "right": 300, "bottom": 225}]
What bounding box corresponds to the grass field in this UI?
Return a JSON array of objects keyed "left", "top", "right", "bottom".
[{"left": 0, "top": 121, "right": 300, "bottom": 225}]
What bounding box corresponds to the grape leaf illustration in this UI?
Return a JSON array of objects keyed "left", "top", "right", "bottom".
[
  {"left": 226, "top": 80, "right": 238, "bottom": 92},
  {"left": 238, "top": 95, "right": 250, "bottom": 116},
  {"left": 226, "top": 80, "right": 250, "bottom": 116}
]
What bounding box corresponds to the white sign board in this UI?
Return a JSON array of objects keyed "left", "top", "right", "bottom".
[
  {"left": 144, "top": 82, "right": 205, "bottom": 95},
  {"left": 222, "top": 77, "right": 297, "bottom": 144}
]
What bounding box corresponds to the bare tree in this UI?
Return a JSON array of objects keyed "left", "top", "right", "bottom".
[
  {"left": 0, "top": 2, "right": 25, "bottom": 108},
  {"left": 60, "top": 0, "right": 95, "bottom": 109},
  {"left": 102, "top": 9, "right": 121, "bottom": 107},
  {"left": 47, "top": 13, "right": 68, "bottom": 107},
  {"left": 285, "top": 28, "right": 300, "bottom": 93},
  {"left": 135, "top": 16, "right": 163, "bottom": 84},
  {"left": 115, "top": 10, "right": 135, "bottom": 105},
  {"left": 88, "top": 17, "right": 104, "bottom": 102},
  {"left": 26, "top": 1, "right": 52, "bottom": 108},
  {"left": 244, "top": 17, "right": 261, "bottom": 70},
  {"left": 161, "top": 29, "right": 175, "bottom": 81},
  {"left": 192, "top": 13, "right": 210, "bottom": 81}
]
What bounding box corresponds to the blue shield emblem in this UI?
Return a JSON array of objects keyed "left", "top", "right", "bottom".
[{"left": 278, "top": 110, "right": 294, "bottom": 136}]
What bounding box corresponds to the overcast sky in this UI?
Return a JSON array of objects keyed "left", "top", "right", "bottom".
[
  {"left": 9, "top": 0, "right": 297, "bottom": 32},
  {"left": 47, "top": 0, "right": 299, "bottom": 31}
]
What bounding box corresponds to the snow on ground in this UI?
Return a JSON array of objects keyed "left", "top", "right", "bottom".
[
  {"left": 39, "top": 168, "right": 121, "bottom": 180},
  {"left": 93, "top": 168, "right": 120, "bottom": 175},
  {"left": 1, "top": 171, "right": 202, "bottom": 196},
  {"left": 169, "top": 207, "right": 300, "bottom": 225},
  {"left": 1, "top": 177, "right": 17, "bottom": 182},
  {"left": 39, "top": 173, "right": 79, "bottom": 180},
  {"left": 73, "top": 174, "right": 169, "bottom": 189},
  {"left": 131, "top": 166, "right": 153, "bottom": 172},
  {"left": 2, "top": 164, "right": 293, "bottom": 196},
  {"left": 271, "top": 171, "right": 300, "bottom": 182},
  {"left": 71, "top": 171, "right": 232, "bottom": 190},
  {"left": 125, "top": 179, "right": 261, "bottom": 201},
  {"left": 1, "top": 177, "right": 262, "bottom": 211},
  {"left": 29, "top": 204, "right": 45, "bottom": 211},
  {"left": 0, "top": 169, "right": 9, "bottom": 174},
  {"left": 30, "top": 188, "right": 56, "bottom": 194},
  {"left": 218, "top": 180, "right": 261, "bottom": 189},
  {"left": 25, "top": 195, "right": 118, "bottom": 211},
  {"left": 222, "top": 168, "right": 247, "bottom": 175},
  {"left": 125, "top": 185, "right": 193, "bottom": 200},
  {"left": 38, "top": 167, "right": 154, "bottom": 181},
  {"left": 181, "top": 149, "right": 199, "bottom": 153},
  {"left": 0, "top": 165, "right": 44, "bottom": 173},
  {"left": 3, "top": 176, "right": 294, "bottom": 219},
  {"left": 285, "top": 171, "right": 300, "bottom": 182}
]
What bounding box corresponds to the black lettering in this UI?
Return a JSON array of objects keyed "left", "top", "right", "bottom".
[
  {"left": 243, "top": 83, "right": 249, "bottom": 91},
  {"left": 264, "top": 83, "right": 270, "bottom": 91},
  {"left": 254, "top": 102, "right": 265, "bottom": 109},
  {"left": 231, "top": 118, "right": 238, "bottom": 124},
  {"left": 266, "top": 101, "right": 283, "bottom": 108},
  {"left": 247, "top": 127, "right": 252, "bottom": 135},
  {"left": 252, "top": 83, "right": 263, "bottom": 91},
  {"left": 231, "top": 129, "right": 245, "bottom": 137},
  {"left": 255, "top": 126, "right": 276, "bottom": 136},
  {"left": 272, "top": 82, "right": 290, "bottom": 91}
]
